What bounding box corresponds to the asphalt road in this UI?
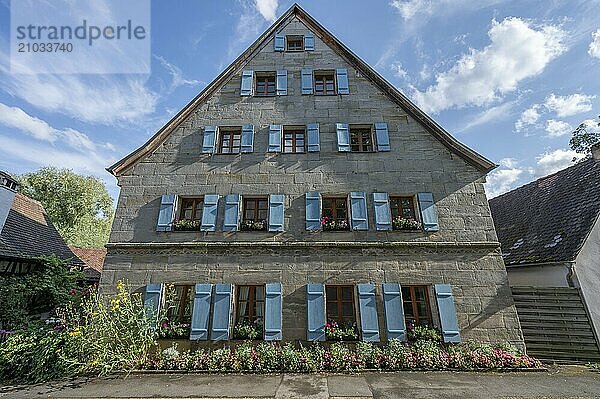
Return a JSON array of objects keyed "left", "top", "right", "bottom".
[{"left": 2, "top": 366, "right": 600, "bottom": 398}]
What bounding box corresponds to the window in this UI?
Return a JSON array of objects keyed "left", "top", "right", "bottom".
[
  {"left": 235, "top": 285, "right": 265, "bottom": 339},
  {"left": 218, "top": 128, "right": 242, "bottom": 154},
  {"left": 179, "top": 197, "right": 203, "bottom": 221},
  {"left": 283, "top": 127, "right": 306, "bottom": 153},
  {"left": 242, "top": 197, "right": 268, "bottom": 231},
  {"left": 314, "top": 71, "right": 335, "bottom": 95},
  {"left": 322, "top": 197, "right": 349, "bottom": 230},
  {"left": 255, "top": 72, "right": 276, "bottom": 96},
  {"left": 402, "top": 285, "right": 432, "bottom": 327},
  {"left": 390, "top": 196, "right": 416, "bottom": 220},
  {"left": 350, "top": 127, "right": 374, "bottom": 152},
  {"left": 162, "top": 284, "right": 194, "bottom": 338},
  {"left": 326, "top": 285, "right": 356, "bottom": 326},
  {"left": 286, "top": 35, "right": 303, "bottom": 51}
]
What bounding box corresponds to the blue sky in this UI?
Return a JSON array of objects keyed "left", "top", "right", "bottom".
[{"left": 0, "top": 0, "right": 599, "bottom": 200}]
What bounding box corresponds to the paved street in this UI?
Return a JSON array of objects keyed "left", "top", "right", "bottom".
[{"left": 2, "top": 366, "right": 600, "bottom": 398}]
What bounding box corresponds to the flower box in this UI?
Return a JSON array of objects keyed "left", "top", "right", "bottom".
[
  {"left": 158, "top": 320, "right": 191, "bottom": 339},
  {"left": 325, "top": 321, "right": 359, "bottom": 341},
  {"left": 321, "top": 217, "right": 350, "bottom": 231},
  {"left": 233, "top": 320, "right": 264, "bottom": 340},
  {"left": 240, "top": 220, "right": 267, "bottom": 232},
  {"left": 173, "top": 219, "right": 201, "bottom": 231},
  {"left": 392, "top": 217, "right": 422, "bottom": 231}
]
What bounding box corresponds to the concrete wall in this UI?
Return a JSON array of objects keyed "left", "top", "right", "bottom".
[
  {"left": 102, "top": 15, "right": 523, "bottom": 347},
  {"left": 575, "top": 215, "right": 600, "bottom": 341}
]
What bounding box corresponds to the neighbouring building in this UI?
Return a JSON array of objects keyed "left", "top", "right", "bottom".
[
  {"left": 70, "top": 247, "right": 107, "bottom": 284},
  {"left": 489, "top": 144, "right": 600, "bottom": 361},
  {"left": 102, "top": 4, "right": 524, "bottom": 348}
]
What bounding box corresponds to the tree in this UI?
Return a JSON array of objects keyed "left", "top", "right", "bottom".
[
  {"left": 570, "top": 115, "right": 600, "bottom": 160},
  {"left": 18, "top": 167, "right": 114, "bottom": 248}
]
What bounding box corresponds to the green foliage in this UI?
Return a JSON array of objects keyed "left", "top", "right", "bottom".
[
  {"left": 18, "top": 167, "right": 115, "bottom": 248},
  {"left": 325, "top": 321, "right": 359, "bottom": 341},
  {"left": 173, "top": 219, "right": 200, "bottom": 231},
  {"left": 0, "top": 256, "right": 83, "bottom": 330},
  {"left": 570, "top": 115, "right": 600, "bottom": 160},
  {"left": 407, "top": 324, "right": 442, "bottom": 342},
  {"left": 392, "top": 217, "right": 422, "bottom": 230},
  {"left": 233, "top": 320, "right": 264, "bottom": 340}
]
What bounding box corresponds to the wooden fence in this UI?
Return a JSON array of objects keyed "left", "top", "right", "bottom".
[{"left": 512, "top": 286, "right": 600, "bottom": 362}]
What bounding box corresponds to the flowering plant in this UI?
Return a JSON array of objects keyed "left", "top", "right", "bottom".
[
  {"left": 321, "top": 217, "right": 349, "bottom": 231},
  {"left": 234, "top": 319, "right": 264, "bottom": 340},
  {"left": 240, "top": 220, "right": 267, "bottom": 231},
  {"left": 158, "top": 320, "right": 191, "bottom": 339},
  {"left": 325, "top": 321, "right": 358, "bottom": 341},
  {"left": 392, "top": 217, "right": 422, "bottom": 231},
  {"left": 173, "top": 219, "right": 200, "bottom": 231},
  {"left": 407, "top": 323, "right": 442, "bottom": 342}
]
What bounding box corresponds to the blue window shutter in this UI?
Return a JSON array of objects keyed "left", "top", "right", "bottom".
[
  {"left": 306, "top": 123, "right": 320, "bottom": 152},
  {"left": 202, "top": 126, "right": 217, "bottom": 154},
  {"left": 336, "top": 123, "right": 350, "bottom": 152},
  {"left": 190, "top": 284, "right": 212, "bottom": 340},
  {"left": 373, "top": 193, "right": 392, "bottom": 231},
  {"left": 301, "top": 68, "right": 313, "bottom": 95},
  {"left": 305, "top": 192, "right": 322, "bottom": 231},
  {"left": 268, "top": 194, "right": 285, "bottom": 232},
  {"left": 210, "top": 283, "right": 233, "bottom": 341},
  {"left": 418, "top": 192, "right": 439, "bottom": 232},
  {"left": 241, "top": 124, "right": 254, "bottom": 153},
  {"left": 382, "top": 283, "right": 407, "bottom": 341},
  {"left": 268, "top": 124, "right": 282, "bottom": 152},
  {"left": 357, "top": 284, "right": 380, "bottom": 342},
  {"left": 434, "top": 284, "right": 461, "bottom": 343},
  {"left": 350, "top": 191, "right": 368, "bottom": 231},
  {"left": 306, "top": 283, "right": 325, "bottom": 341},
  {"left": 265, "top": 283, "right": 283, "bottom": 341},
  {"left": 336, "top": 68, "right": 349, "bottom": 94},
  {"left": 276, "top": 70, "right": 287, "bottom": 95},
  {"left": 144, "top": 283, "right": 162, "bottom": 330},
  {"left": 200, "top": 194, "right": 219, "bottom": 232},
  {"left": 375, "top": 122, "right": 391, "bottom": 152},
  {"left": 240, "top": 70, "right": 253, "bottom": 96},
  {"left": 274, "top": 35, "right": 284, "bottom": 51},
  {"left": 223, "top": 194, "right": 241, "bottom": 232},
  {"left": 157, "top": 194, "right": 176, "bottom": 232},
  {"left": 304, "top": 34, "right": 315, "bottom": 51}
]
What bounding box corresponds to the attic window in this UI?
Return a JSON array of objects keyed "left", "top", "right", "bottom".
[
  {"left": 314, "top": 71, "right": 335, "bottom": 95},
  {"left": 286, "top": 36, "right": 303, "bottom": 52},
  {"left": 255, "top": 72, "right": 276, "bottom": 97}
]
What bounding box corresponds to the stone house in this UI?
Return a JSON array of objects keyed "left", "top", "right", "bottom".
[
  {"left": 102, "top": 4, "right": 524, "bottom": 347},
  {"left": 489, "top": 145, "right": 600, "bottom": 361}
]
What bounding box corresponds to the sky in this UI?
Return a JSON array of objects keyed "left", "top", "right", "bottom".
[{"left": 0, "top": 0, "right": 599, "bottom": 201}]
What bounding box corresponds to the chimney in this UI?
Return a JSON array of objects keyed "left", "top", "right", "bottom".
[
  {"left": 592, "top": 142, "right": 600, "bottom": 161},
  {"left": 0, "top": 171, "right": 19, "bottom": 233}
]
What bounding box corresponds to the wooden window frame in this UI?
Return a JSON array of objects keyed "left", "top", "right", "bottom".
[
  {"left": 322, "top": 196, "right": 349, "bottom": 227},
  {"left": 254, "top": 72, "right": 276, "bottom": 97},
  {"left": 286, "top": 35, "right": 304, "bottom": 52},
  {"left": 178, "top": 197, "right": 204, "bottom": 222},
  {"left": 166, "top": 285, "right": 194, "bottom": 324},
  {"left": 325, "top": 285, "right": 357, "bottom": 326},
  {"left": 402, "top": 285, "right": 433, "bottom": 327},
  {"left": 218, "top": 127, "right": 242, "bottom": 154},
  {"left": 242, "top": 197, "right": 269, "bottom": 224},
  {"left": 283, "top": 126, "right": 306, "bottom": 153},
  {"left": 314, "top": 70, "right": 336, "bottom": 96},
  {"left": 349, "top": 126, "right": 374, "bottom": 152},
  {"left": 235, "top": 285, "right": 266, "bottom": 324},
  {"left": 389, "top": 196, "right": 417, "bottom": 221}
]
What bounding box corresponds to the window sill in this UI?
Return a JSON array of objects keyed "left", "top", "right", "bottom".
[{"left": 253, "top": 95, "right": 276, "bottom": 98}]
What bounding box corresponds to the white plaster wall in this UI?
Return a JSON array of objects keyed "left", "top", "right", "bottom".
[
  {"left": 506, "top": 263, "right": 571, "bottom": 287},
  {"left": 574, "top": 215, "right": 600, "bottom": 341},
  {"left": 0, "top": 187, "right": 16, "bottom": 233}
]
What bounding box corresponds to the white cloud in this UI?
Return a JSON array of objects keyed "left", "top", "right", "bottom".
[
  {"left": 155, "top": 55, "right": 203, "bottom": 93},
  {"left": 411, "top": 18, "right": 566, "bottom": 114},
  {"left": 515, "top": 105, "right": 541, "bottom": 132},
  {"left": 458, "top": 101, "right": 514, "bottom": 132},
  {"left": 389, "top": 0, "right": 432, "bottom": 20},
  {"left": 589, "top": 29, "right": 600, "bottom": 58},
  {"left": 390, "top": 62, "right": 409, "bottom": 80},
  {"left": 544, "top": 93, "right": 595, "bottom": 118},
  {"left": 535, "top": 149, "right": 584, "bottom": 177},
  {"left": 0, "top": 103, "right": 56, "bottom": 142},
  {"left": 485, "top": 157, "right": 524, "bottom": 198},
  {"left": 545, "top": 119, "right": 572, "bottom": 137},
  {"left": 255, "top": 0, "right": 278, "bottom": 22}
]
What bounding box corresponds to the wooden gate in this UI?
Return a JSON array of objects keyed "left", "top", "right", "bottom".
[{"left": 512, "top": 286, "right": 600, "bottom": 362}]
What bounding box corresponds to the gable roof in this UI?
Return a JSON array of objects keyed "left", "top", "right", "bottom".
[
  {"left": 489, "top": 158, "right": 600, "bottom": 266},
  {"left": 0, "top": 193, "right": 83, "bottom": 266},
  {"left": 107, "top": 3, "right": 495, "bottom": 177},
  {"left": 70, "top": 247, "right": 106, "bottom": 283}
]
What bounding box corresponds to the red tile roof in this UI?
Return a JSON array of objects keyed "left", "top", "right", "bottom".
[{"left": 70, "top": 247, "right": 106, "bottom": 282}]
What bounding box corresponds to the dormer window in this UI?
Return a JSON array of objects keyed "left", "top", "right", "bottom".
[{"left": 286, "top": 36, "right": 304, "bottom": 52}]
